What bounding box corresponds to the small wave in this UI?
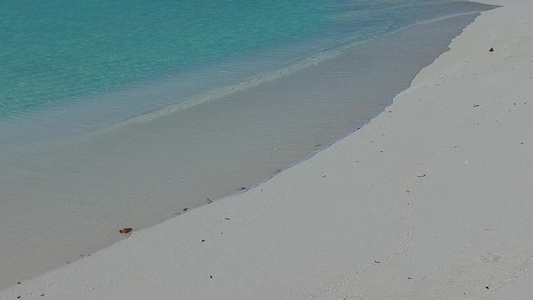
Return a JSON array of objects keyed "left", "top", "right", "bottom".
[{"left": 102, "top": 9, "right": 489, "bottom": 134}]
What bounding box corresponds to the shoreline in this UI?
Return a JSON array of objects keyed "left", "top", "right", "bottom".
[
  {"left": 3, "top": 0, "right": 533, "bottom": 298},
  {"left": 0, "top": 9, "right": 489, "bottom": 290}
]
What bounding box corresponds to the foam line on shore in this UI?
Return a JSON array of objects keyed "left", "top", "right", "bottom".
[{"left": 106, "top": 11, "right": 484, "bottom": 131}]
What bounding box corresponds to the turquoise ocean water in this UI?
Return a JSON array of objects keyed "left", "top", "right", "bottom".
[
  {"left": 1, "top": 0, "right": 331, "bottom": 116},
  {"left": 1, "top": 0, "right": 490, "bottom": 147}
]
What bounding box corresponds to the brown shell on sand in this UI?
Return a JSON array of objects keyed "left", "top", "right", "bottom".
[
  {"left": 489, "top": 47, "right": 494, "bottom": 52},
  {"left": 120, "top": 227, "right": 133, "bottom": 234}
]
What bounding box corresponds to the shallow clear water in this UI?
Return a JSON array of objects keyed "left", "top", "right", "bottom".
[
  {"left": 1, "top": 0, "right": 332, "bottom": 116},
  {"left": 2, "top": 0, "right": 490, "bottom": 144}
]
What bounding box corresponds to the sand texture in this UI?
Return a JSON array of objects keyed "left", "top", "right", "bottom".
[{"left": 1, "top": 0, "right": 532, "bottom": 298}]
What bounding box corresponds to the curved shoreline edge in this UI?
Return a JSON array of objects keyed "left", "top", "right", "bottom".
[
  {"left": 0, "top": 8, "right": 489, "bottom": 290},
  {"left": 2, "top": 0, "right": 533, "bottom": 298}
]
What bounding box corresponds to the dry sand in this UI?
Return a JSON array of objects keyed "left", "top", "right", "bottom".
[{"left": 1, "top": 0, "right": 532, "bottom": 298}]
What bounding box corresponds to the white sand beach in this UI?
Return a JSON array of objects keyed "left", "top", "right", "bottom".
[{"left": 1, "top": 0, "right": 532, "bottom": 298}]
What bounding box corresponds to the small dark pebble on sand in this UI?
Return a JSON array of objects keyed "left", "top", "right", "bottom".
[
  {"left": 210, "top": 275, "right": 213, "bottom": 279},
  {"left": 201, "top": 240, "right": 205, "bottom": 242},
  {"left": 17, "top": 282, "right": 21, "bottom": 285},
  {"left": 17, "top": 297, "right": 20, "bottom": 299},
  {"left": 417, "top": 174, "right": 426, "bottom": 178},
  {"left": 225, "top": 218, "right": 230, "bottom": 220},
  {"left": 473, "top": 104, "right": 480, "bottom": 107},
  {"left": 374, "top": 260, "right": 380, "bottom": 264},
  {"left": 240, "top": 187, "right": 246, "bottom": 190},
  {"left": 183, "top": 208, "right": 188, "bottom": 212},
  {"left": 120, "top": 227, "right": 133, "bottom": 234},
  {"left": 486, "top": 286, "right": 490, "bottom": 289}
]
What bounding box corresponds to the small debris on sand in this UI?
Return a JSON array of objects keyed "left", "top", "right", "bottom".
[
  {"left": 489, "top": 47, "right": 494, "bottom": 52},
  {"left": 119, "top": 228, "right": 133, "bottom": 234}
]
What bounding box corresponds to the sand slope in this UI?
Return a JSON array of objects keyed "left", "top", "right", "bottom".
[{"left": 1, "top": 0, "right": 532, "bottom": 299}]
